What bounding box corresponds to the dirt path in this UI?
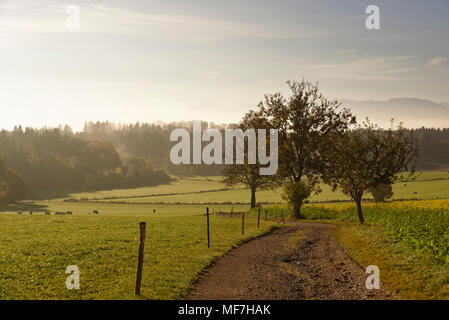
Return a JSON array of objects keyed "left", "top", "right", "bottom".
[{"left": 187, "top": 222, "right": 394, "bottom": 300}]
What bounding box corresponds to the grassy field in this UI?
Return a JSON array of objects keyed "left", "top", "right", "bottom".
[
  {"left": 0, "top": 175, "right": 280, "bottom": 300},
  {"left": 92, "top": 189, "right": 283, "bottom": 204},
  {"left": 28, "top": 176, "right": 226, "bottom": 201},
  {"left": 0, "top": 212, "right": 276, "bottom": 299},
  {"left": 48, "top": 172, "right": 449, "bottom": 205},
  {"left": 88, "top": 177, "right": 449, "bottom": 204},
  {"left": 1, "top": 171, "right": 449, "bottom": 299},
  {"left": 292, "top": 199, "right": 449, "bottom": 299},
  {"left": 335, "top": 223, "right": 449, "bottom": 299},
  {"left": 4, "top": 201, "right": 250, "bottom": 218}
]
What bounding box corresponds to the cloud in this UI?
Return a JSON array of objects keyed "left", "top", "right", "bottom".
[
  {"left": 306, "top": 54, "right": 415, "bottom": 81},
  {"left": 0, "top": 3, "right": 329, "bottom": 43},
  {"left": 426, "top": 57, "right": 448, "bottom": 68},
  {"left": 0, "top": 2, "right": 21, "bottom": 11}
]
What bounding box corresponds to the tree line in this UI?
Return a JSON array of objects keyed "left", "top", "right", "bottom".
[
  {"left": 78, "top": 122, "right": 449, "bottom": 176},
  {"left": 0, "top": 126, "right": 170, "bottom": 201}
]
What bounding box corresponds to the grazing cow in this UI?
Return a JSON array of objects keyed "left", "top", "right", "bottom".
[
  {"left": 153, "top": 209, "right": 156, "bottom": 213},
  {"left": 93, "top": 210, "right": 99, "bottom": 214},
  {"left": 17, "top": 210, "right": 22, "bottom": 215},
  {"left": 45, "top": 211, "right": 51, "bottom": 215},
  {"left": 56, "top": 211, "right": 66, "bottom": 215},
  {"left": 67, "top": 211, "right": 72, "bottom": 215},
  {"left": 29, "top": 211, "right": 32, "bottom": 215}
]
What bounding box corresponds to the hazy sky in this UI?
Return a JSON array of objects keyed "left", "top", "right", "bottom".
[{"left": 1, "top": 0, "right": 448, "bottom": 131}]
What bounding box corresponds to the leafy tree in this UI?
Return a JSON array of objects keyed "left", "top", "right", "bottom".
[
  {"left": 222, "top": 164, "right": 278, "bottom": 209},
  {"left": 222, "top": 111, "right": 279, "bottom": 208},
  {"left": 281, "top": 180, "right": 314, "bottom": 215},
  {"left": 325, "top": 120, "right": 418, "bottom": 224},
  {"left": 0, "top": 181, "right": 8, "bottom": 201},
  {"left": 6, "top": 169, "right": 26, "bottom": 202},
  {"left": 0, "top": 155, "right": 26, "bottom": 202},
  {"left": 0, "top": 155, "right": 9, "bottom": 202},
  {"left": 369, "top": 183, "right": 393, "bottom": 203},
  {"left": 256, "top": 79, "right": 355, "bottom": 218}
]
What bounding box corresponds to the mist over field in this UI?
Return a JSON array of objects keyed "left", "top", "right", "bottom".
[{"left": 342, "top": 98, "right": 449, "bottom": 128}]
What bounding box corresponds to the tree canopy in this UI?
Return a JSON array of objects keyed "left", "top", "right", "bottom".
[
  {"left": 255, "top": 80, "right": 356, "bottom": 217},
  {"left": 323, "top": 120, "right": 418, "bottom": 223}
]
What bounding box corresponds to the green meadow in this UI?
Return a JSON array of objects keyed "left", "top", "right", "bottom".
[
  {"left": 1, "top": 171, "right": 448, "bottom": 299},
  {"left": 53, "top": 172, "right": 449, "bottom": 205},
  {"left": 0, "top": 210, "right": 276, "bottom": 300}
]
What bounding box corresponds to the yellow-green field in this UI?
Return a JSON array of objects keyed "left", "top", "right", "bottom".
[
  {"left": 43, "top": 172, "right": 449, "bottom": 205},
  {"left": 1, "top": 171, "right": 449, "bottom": 300},
  {"left": 297, "top": 198, "right": 449, "bottom": 299},
  {"left": 28, "top": 176, "right": 226, "bottom": 201},
  {"left": 0, "top": 211, "right": 276, "bottom": 300},
  {"left": 7, "top": 201, "right": 250, "bottom": 218},
  {"left": 1, "top": 175, "right": 281, "bottom": 300}
]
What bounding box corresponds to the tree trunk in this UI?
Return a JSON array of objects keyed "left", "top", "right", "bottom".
[
  {"left": 294, "top": 199, "right": 303, "bottom": 219},
  {"left": 250, "top": 188, "right": 256, "bottom": 209},
  {"left": 355, "top": 198, "right": 364, "bottom": 224}
]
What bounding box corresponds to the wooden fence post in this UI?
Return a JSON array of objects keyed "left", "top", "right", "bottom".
[
  {"left": 206, "top": 207, "right": 210, "bottom": 248},
  {"left": 135, "top": 222, "right": 146, "bottom": 295},
  {"left": 257, "top": 208, "right": 260, "bottom": 229},
  {"left": 265, "top": 209, "right": 268, "bottom": 221},
  {"left": 241, "top": 212, "right": 245, "bottom": 235}
]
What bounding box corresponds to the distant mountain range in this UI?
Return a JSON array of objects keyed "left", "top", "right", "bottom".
[{"left": 340, "top": 98, "right": 449, "bottom": 129}]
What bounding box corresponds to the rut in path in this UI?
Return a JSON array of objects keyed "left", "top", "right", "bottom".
[{"left": 187, "top": 222, "right": 394, "bottom": 300}]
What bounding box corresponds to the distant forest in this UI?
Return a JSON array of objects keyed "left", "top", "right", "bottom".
[
  {"left": 0, "top": 125, "right": 170, "bottom": 198},
  {"left": 0, "top": 121, "right": 448, "bottom": 200},
  {"left": 79, "top": 121, "right": 449, "bottom": 172}
]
